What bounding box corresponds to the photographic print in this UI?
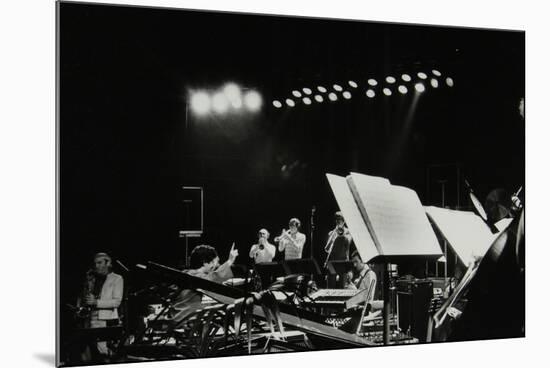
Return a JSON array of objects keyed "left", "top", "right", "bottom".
[{"left": 56, "top": 1, "right": 525, "bottom": 366}]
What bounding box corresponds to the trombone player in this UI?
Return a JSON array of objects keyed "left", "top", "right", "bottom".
[{"left": 324, "top": 211, "right": 353, "bottom": 265}]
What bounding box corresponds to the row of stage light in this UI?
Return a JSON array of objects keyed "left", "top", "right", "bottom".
[
  {"left": 189, "top": 83, "right": 263, "bottom": 116},
  {"left": 272, "top": 69, "right": 454, "bottom": 108}
]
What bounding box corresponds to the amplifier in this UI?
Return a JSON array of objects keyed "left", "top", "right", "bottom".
[{"left": 396, "top": 279, "right": 433, "bottom": 343}]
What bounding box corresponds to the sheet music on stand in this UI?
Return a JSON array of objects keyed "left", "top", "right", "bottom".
[
  {"left": 326, "top": 172, "right": 442, "bottom": 263},
  {"left": 425, "top": 206, "right": 513, "bottom": 266}
]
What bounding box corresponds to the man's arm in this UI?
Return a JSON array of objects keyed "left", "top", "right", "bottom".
[
  {"left": 249, "top": 244, "right": 258, "bottom": 259},
  {"left": 211, "top": 261, "right": 234, "bottom": 282},
  {"left": 278, "top": 239, "right": 286, "bottom": 252},
  {"left": 96, "top": 276, "right": 124, "bottom": 309},
  {"left": 362, "top": 270, "right": 377, "bottom": 301},
  {"left": 211, "top": 243, "right": 238, "bottom": 282}
]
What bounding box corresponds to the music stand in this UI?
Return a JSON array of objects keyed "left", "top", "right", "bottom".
[
  {"left": 282, "top": 258, "right": 322, "bottom": 277},
  {"left": 326, "top": 260, "right": 353, "bottom": 288},
  {"left": 326, "top": 260, "right": 353, "bottom": 275},
  {"left": 254, "top": 262, "right": 286, "bottom": 289}
]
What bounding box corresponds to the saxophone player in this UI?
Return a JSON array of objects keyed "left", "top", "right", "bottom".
[{"left": 77, "top": 252, "right": 124, "bottom": 361}]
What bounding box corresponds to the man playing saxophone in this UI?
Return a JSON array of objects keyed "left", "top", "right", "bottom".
[{"left": 76, "top": 252, "right": 124, "bottom": 361}]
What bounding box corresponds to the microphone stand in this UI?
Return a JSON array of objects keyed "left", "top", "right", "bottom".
[
  {"left": 310, "top": 206, "right": 316, "bottom": 260},
  {"left": 115, "top": 259, "right": 130, "bottom": 331}
]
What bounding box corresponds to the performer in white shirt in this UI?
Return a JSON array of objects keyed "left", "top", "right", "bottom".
[
  {"left": 275, "top": 218, "right": 306, "bottom": 260},
  {"left": 346, "top": 251, "right": 377, "bottom": 302},
  {"left": 249, "top": 228, "right": 276, "bottom": 264},
  {"left": 77, "top": 252, "right": 124, "bottom": 362}
]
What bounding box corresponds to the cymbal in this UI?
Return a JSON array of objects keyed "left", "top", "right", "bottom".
[{"left": 485, "top": 188, "right": 512, "bottom": 223}]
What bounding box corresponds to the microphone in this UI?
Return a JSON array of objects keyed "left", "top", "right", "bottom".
[{"left": 116, "top": 260, "right": 129, "bottom": 272}]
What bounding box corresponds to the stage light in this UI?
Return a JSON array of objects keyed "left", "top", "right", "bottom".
[
  {"left": 230, "top": 97, "right": 242, "bottom": 109},
  {"left": 401, "top": 74, "right": 412, "bottom": 82},
  {"left": 348, "top": 80, "right": 358, "bottom": 88},
  {"left": 430, "top": 78, "right": 439, "bottom": 88},
  {"left": 432, "top": 69, "right": 442, "bottom": 76},
  {"left": 190, "top": 91, "right": 211, "bottom": 115},
  {"left": 273, "top": 100, "right": 283, "bottom": 108},
  {"left": 415, "top": 83, "right": 425, "bottom": 92},
  {"left": 383, "top": 88, "right": 392, "bottom": 96},
  {"left": 303, "top": 97, "right": 312, "bottom": 105},
  {"left": 317, "top": 86, "right": 327, "bottom": 93},
  {"left": 386, "top": 76, "right": 396, "bottom": 84},
  {"left": 328, "top": 92, "right": 338, "bottom": 101},
  {"left": 342, "top": 91, "right": 352, "bottom": 99},
  {"left": 398, "top": 85, "right": 408, "bottom": 94},
  {"left": 303, "top": 87, "right": 312, "bottom": 95},
  {"left": 445, "top": 77, "right": 454, "bottom": 87},
  {"left": 314, "top": 95, "right": 323, "bottom": 103},
  {"left": 292, "top": 90, "right": 302, "bottom": 98},
  {"left": 367, "top": 79, "right": 378, "bottom": 86},
  {"left": 333, "top": 84, "right": 343, "bottom": 91},
  {"left": 366, "top": 89, "right": 375, "bottom": 98},
  {"left": 212, "top": 92, "right": 230, "bottom": 113},
  {"left": 286, "top": 98, "right": 295, "bottom": 107},
  {"left": 417, "top": 72, "right": 428, "bottom": 79},
  {"left": 223, "top": 83, "right": 241, "bottom": 101},
  {"left": 243, "top": 90, "right": 262, "bottom": 111}
]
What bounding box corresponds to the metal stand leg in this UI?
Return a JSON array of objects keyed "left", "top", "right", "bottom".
[{"left": 383, "top": 263, "right": 391, "bottom": 345}]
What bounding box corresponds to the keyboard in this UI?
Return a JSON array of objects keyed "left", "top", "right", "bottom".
[{"left": 310, "top": 289, "right": 359, "bottom": 300}]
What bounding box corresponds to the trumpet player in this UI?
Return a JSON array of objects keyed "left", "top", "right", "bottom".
[
  {"left": 276, "top": 218, "right": 306, "bottom": 260},
  {"left": 249, "top": 228, "right": 276, "bottom": 263},
  {"left": 77, "top": 252, "right": 124, "bottom": 361},
  {"left": 324, "top": 211, "right": 352, "bottom": 262}
]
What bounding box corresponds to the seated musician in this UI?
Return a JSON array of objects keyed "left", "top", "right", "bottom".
[
  {"left": 346, "top": 251, "right": 377, "bottom": 302},
  {"left": 77, "top": 252, "right": 124, "bottom": 361},
  {"left": 170, "top": 244, "right": 238, "bottom": 324},
  {"left": 276, "top": 217, "right": 306, "bottom": 260},
  {"left": 325, "top": 211, "right": 353, "bottom": 261},
  {"left": 249, "top": 228, "right": 276, "bottom": 264}
]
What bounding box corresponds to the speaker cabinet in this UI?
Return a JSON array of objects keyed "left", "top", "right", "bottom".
[
  {"left": 397, "top": 279, "right": 433, "bottom": 342},
  {"left": 178, "top": 186, "right": 203, "bottom": 236}
]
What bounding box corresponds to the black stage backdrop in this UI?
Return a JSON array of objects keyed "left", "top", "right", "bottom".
[{"left": 58, "top": 2, "right": 524, "bottom": 311}]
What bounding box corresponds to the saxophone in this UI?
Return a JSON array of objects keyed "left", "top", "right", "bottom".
[{"left": 76, "top": 269, "right": 96, "bottom": 319}]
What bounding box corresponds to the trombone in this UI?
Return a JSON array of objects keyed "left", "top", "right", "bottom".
[{"left": 323, "top": 227, "right": 342, "bottom": 268}]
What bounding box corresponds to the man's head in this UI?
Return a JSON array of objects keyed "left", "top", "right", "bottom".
[
  {"left": 190, "top": 244, "right": 220, "bottom": 272},
  {"left": 334, "top": 211, "right": 345, "bottom": 227},
  {"left": 258, "top": 228, "right": 270, "bottom": 241},
  {"left": 351, "top": 251, "right": 365, "bottom": 273},
  {"left": 93, "top": 252, "right": 112, "bottom": 275},
  {"left": 289, "top": 218, "right": 301, "bottom": 234}
]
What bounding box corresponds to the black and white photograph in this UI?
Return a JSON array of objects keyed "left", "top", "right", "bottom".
[{"left": 51, "top": 0, "right": 529, "bottom": 366}]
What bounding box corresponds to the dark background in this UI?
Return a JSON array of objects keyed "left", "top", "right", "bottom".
[{"left": 59, "top": 2, "right": 524, "bottom": 303}]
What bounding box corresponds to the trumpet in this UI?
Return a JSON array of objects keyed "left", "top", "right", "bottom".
[{"left": 274, "top": 229, "right": 291, "bottom": 242}]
